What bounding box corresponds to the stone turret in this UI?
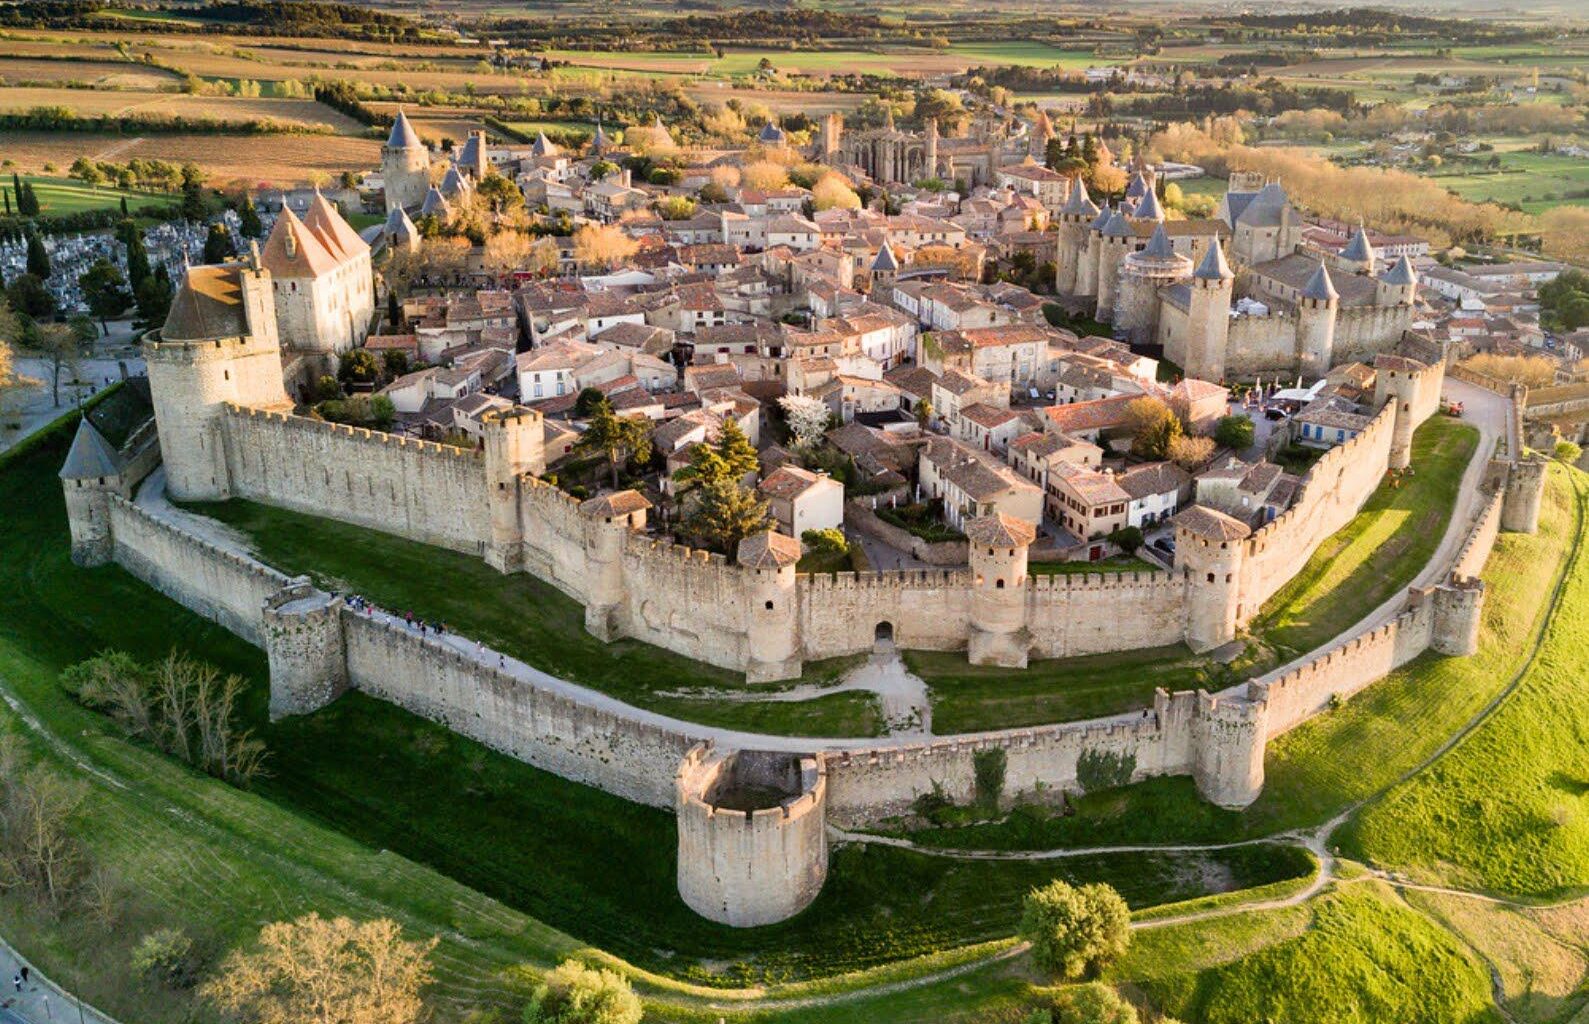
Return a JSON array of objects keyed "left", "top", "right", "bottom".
[
  {"left": 869, "top": 240, "right": 899, "bottom": 294},
  {"left": 820, "top": 112, "right": 843, "bottom": 160},
  {"left": 1430, "top": 577, "right": 1484, "bottom": 656},
  {"left": 966, "top": 514, "right": 1035, "bottom": 668},
  {"left": 579, "top": 490, "right": 652, "bottom": 641},
  {"left": 263, "top": 582, "right": 348, "bottom": 720},
  {"left": 1334, "top": 222, "right": 1377, "bottom": 276},
  {"left": 1173, "top": 505, "right": 1251, "bottom": 652},
  {"left": 675, "top": 745, "right": 829, "bottom": 927},
  {"left": 1074, "top": 203, "right": 1110, "bottom": 299},
  {"left": 1295, "top": 260, "right": 1339, "bottom": 380},
  {"left": 1115, "top": 224, "right": 1191, "bottom": 345},
  {"left": 145, "top": 254, "right": 292, "bottom": 500},
  {"left": 1054, "top": 176, "right": 1099, "bottom": 295},
  {"left": 1094, "top": 207, "right": 1134, "bottom": 323},
  {"left": 1184, "top": 239, "right": 1234, "bottom": 383},
  {"left": 1501, "top": 455, "right": 1547, "bottom": 534},
  {"left": 381, "top": 109, "right": 430, "bottom": 214},
  {"left": 1372, "top": 355, "right": 1430, "bottom": 471},
  {"left": 1376, "top": 255, "right": 1418, "bottom": 308},
  {"left": 58, "top": 418, "right": 123, "bottom": 566},
  {"left": 1192, "top": 692, "right": 1267, "bottom": 808},
  {"left": 737, "top": 531, "right": 803, "bottom": 682},
  {"left": 482, "top": 406, "right": 546, "bottom": 572},
  {"left": 925, "top": 116, "right": 939, "bottom": 177}
]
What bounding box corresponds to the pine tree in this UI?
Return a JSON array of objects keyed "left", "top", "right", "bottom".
[
  {"left": 25, "top": 232, "right": 50, "bottom": 279},
  {"left": 684, "top": 477, "right": 770, "bottom": 555}
]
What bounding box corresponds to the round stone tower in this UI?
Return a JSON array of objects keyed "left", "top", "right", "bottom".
[
  {"left": 1173, "top": 506, "right": 1252, "bottom": 653},
  {"left": 382, "top": 110, "right": 431, "bottom": 214},
  {"left": 737, "top": 530, "right": 803, "bottom": 683},
  {"left": 1373, "top": 356, "right": 1428, "bottom": 471},
  {"left": 1430, "top": 577, "right": 1484, "bottom": 657},
  {"left": 965, "top": 513, "right": 1035, "bottom": 669},
  {"left": 58, "top": 418, "right": 124, "bottom": 567},
  {"left": 1114, "top": 224, "right": 1191, "bottom": 346},
  {"left": 1295, "top": 260, "right": 1339, "bottom": 381},
  {"left": 1501, "top": 455, "right": 1548, "bottom": 534},
  {"left": 1191, "top": 692, "right": 1268, "bottom": 808},
  {"left": 577, "top": 489, "right": 652, "bottom": 642},
  {"left": 1093, "top": 207, "right": 1135, "bottom": 323},
  {"left": 482, "top": 406, "right": 547, "bottom": 573},
  {"left": 263, "top": 581, "right": 348, "bottom": 720},
  {"left": 1075, "top": 203, "right": 1110, "bottom": 299},
  {"left": 676, "top": 745, "right": 829, "bottom": 927},
  {"left": 1183, "top": 239, "right": 1234, "bottom": 383},
  {"left": 1053, "top": 177, "right": 1099, "bottom": 295},
  {"left": 1375, "top": 254, "right": 1418, "bottom": 309}
]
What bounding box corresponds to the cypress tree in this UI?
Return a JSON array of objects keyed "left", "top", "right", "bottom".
[
  {"left": 123, "top": 222, "right": 152, "bottom": 289},
  {"left": 201, "top": 223, "right": 233, "bottom": 264},
  {"left": 239, "top": 194, "right": 263, "bottom": 238},
  {"left": 25, "top": 232, "right": 50, "bottom": 279}
]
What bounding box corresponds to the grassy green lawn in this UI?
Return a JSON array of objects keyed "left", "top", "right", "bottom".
[
  {"left": 898, "top": 462, "right": 1577, "bottom": 852},
  {"left": 1116, "top": 883, "right": 1502, "bottom": 1024},
  {"left": 0, "top": 404, "right": 1317, "bottom": 1011},
  {"left": 182, "top": 497, "right": 885, "bottom": 739},
  {"left": 1428, "top": 151, "right": 1589, "bottom": 214},
  {"left": 1246, "top": 415, "right": 1478, "bottom": 662},
  {"left": 21, "top": 175, "right": 178, "bottom": 218},
  {"left": 1342, "top": 464, "right": 1589, "bottom": 900},
  {"left": 910, "top": 643, "right": 1219, "bottom": 735}
]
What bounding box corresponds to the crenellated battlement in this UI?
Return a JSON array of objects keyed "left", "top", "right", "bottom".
[
  {"left": 1244, "top": 402, "right": 1395, "bottom": 554},
  {"left": 222, "top": 403, "right": 481, "bottom": 461}
]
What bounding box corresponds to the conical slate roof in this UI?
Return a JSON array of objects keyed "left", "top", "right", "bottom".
[
  {"left": 1060, "top": 177, "right": 1098, "bottom": 217},
  {"left": 1089, "top": 201, "right": 1113, "bottom": 232},
  {"left": 384, "top": 205, "right": 418, "bottom": 241},
  {"left": 531, "top": 132, "right": 559, "bottom": 158},
  {"left": 420, "top": 186, "right": 450, "bottom": 217},
  {"left": 439, "top": 165, "right": 470, "bottom": 197},
  {"left": 1380, "top": 254, "right": 1417, "bottom": 286},
  {"left": 1131, "top": 187, "right": 1164, "bottom": 222},
  {"left": 758, "top": 121, "right": 787, "bottom": 145},
  {"left": 592, "top": 122, "right": 608, "bottom": 149},
  {"left": 1194, "top": 239, "right": 1233, "bottom": 281},
  {"left": 1302, "top": 261, "right": 1339, "bottom": 302},
  {"left": 1102, "top": 207, "right": 1133, "bottom": 238},
  {"left": 1340, "top": 222, "right": 1376, "bottom": 264},
  {"left": 59, "top": 417, "right": 121, "bottom": 480},
  {"left": 1236, "top": 181, "right": 1290, "bottom": 227},
  {"left": 1125, "top": 171, "right": 1151, "bottom": 201},
  {"left": 871, "top": 240, "right": 898, "bottom": 272},
  {"left": 1141, "top": 223, "right": 1175, "bottom": 258},
  {"left": 386, "top": 110, "right": 423, "bottom": 150}
]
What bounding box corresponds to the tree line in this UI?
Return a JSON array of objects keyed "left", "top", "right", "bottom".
[{"left": 0, "top": 106, "right": 335, "bottom": 137}]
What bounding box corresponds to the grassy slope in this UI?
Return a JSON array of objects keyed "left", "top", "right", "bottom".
[
  {"left": 23, "top": 175, "right": 177, "bottom": 217},
  {"left": 0, "top": 409, "right": 1312, "bottom": 1015},
  {"left": 1120, "top": 883, "right": 1502, "bottom": 1024},
  {"left": 1342, "top": 464, "right": 1589, "bottom": 900},
  {"left": 1249, "top": 415, "right": 1478, "bottom": 661},
  {"left": 900, "top": 462, "right": 1576, "bottom": 851},
  {"left": 910, "top": 644, "right": 1218, "bottom": 735},
  {"left": 183, "top": 497, "right": 884, "bottom": 739}
]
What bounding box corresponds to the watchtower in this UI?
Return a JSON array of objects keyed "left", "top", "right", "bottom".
[
  {"left": 965, "top": 513, "right": 1035, "bottom": 669},
  {"left": 737, "top": 531, "right": 803, "bottom": 683},
  {"left": 1173, "top": 506, "right": 1251, "bottom": 652}
]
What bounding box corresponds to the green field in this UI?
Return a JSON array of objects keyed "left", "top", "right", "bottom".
[
  {"left": 1428, "top": 151, "right": 1589, "bottom": 214},
  {"left": 1246, "top": 416, "right": 1478, "bottom": 663},
  {"left": 15, "top": 175, "right": 177, "bottom": 218},
  {"left": 543, "top": 41, "right": 1115, "bottom": 80},
  {"left": 909, "top": 643, "right": 1219, "bottom": 735}
]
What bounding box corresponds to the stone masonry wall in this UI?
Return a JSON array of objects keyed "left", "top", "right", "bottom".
[
  {"left": 342, "top": 611, "right": 698, "bottom": 807},
  {"left": 1237, "top": 403, "right": 1396, "bottom": 616},
  {"left": 106, "top": 496, "right": 289, "bottom": 645},
  {"left": 221, "top": 405, "right": 490, "bottom": 555}
]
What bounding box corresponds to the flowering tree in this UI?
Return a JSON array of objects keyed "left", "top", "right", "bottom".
[{"left": 778, "top": 394, "right": 831, "bottom": 451}]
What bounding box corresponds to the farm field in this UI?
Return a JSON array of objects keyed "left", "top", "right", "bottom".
[
  {"left": 0, "top": 86, "right": 368, "bottom": 132},
  {"left": 0, "top": 56, "right": 180, "bottom": 89},
  {"left": 545, "top": 41, "right": 1119, "bottom": 79},
  {"left": 0, "top": 129, "right": 382, "bottom": 186}
]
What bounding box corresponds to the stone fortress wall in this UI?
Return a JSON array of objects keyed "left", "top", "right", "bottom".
[{"left": 69, "top": 417, "right": 1543, "bottom": 925}]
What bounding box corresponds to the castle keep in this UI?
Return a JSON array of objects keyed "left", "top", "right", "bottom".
[{"left": 1054, "top": 171, "right": 1418, "bottom": 383}]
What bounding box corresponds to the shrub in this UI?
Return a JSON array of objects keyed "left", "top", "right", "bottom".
[
  {"left": 801, "top": 527, "right": 848, "bottom": 556},
  {"left": 1106, "top": 526, "right": 1142, "bottom": 555},
  {"left": 1214, "top": 413, "right": 1255, "bottom": 450},
  {"left": 524, "top": 960, "right": 642, "bottom": 1024},
  {"left": 1019, "top": 880, "right": 1132, "bottom": 979},
  {"left": 1555, "top": 440, "right": 1581, "bottom": 464},
  {"left": 130, "top": 928, "right": 200, "bottom": 989},
  {"left": 1041, "top": 982, "right": 1139, "bottom": 1024}
]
